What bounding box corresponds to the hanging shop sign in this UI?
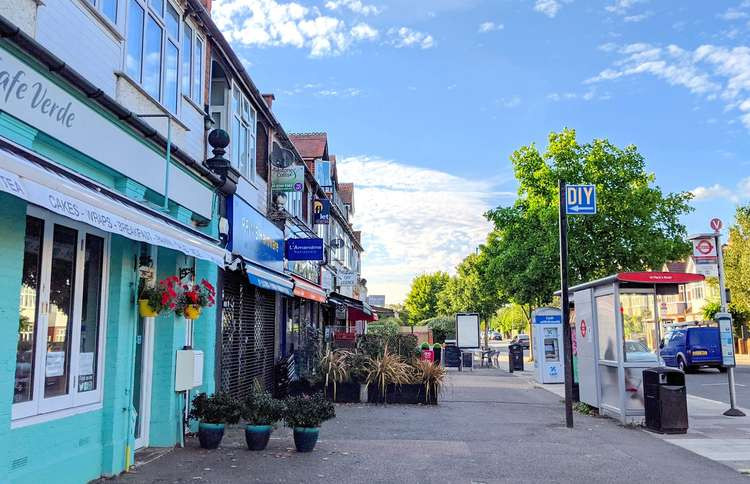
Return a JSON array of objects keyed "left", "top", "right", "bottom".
[
  {"left": 337, "top": 269, "right": 357, "bottom": 286},
  {"left": 313, "top": 198, "right": 331, "bottom": 225},
  {"left": 228, "top": 195, "right": 284, "bottom": 272},
  {"left": 285, "top": 238, "right": 324, "bottom": 261},
  {"left": 271, "top": 165, "right": 304, "bottom": 192}
]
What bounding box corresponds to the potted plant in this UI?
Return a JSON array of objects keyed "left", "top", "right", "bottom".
[
  {"left": 412, "top": 360, "right": 445, "bottom": 405},
  {"left": 188, "top": 392, "right": 241, "bottom": 449},
  {"left": 366, "top": 345, "right": 411, "bottom": 403},
  {"left": 241, "top": 388, "right": 285, "bottom": 451},
  {"left": 284, "top": 393, "right": 335, "bottom": 452},
  {"left": 347, "top": 352, "right": 373, "bottom": 402},
  {"left": 432, "top": 343, "right": 443, "bottom": 365},
  {"left": 175, "top": 278, "right": 216, "bottom": 320},
  {"left": 137, "top": 277, "right": 176, "bottom": 317},
  {"left": 320, "top": 348, "right": 359, "bottom": 402}
]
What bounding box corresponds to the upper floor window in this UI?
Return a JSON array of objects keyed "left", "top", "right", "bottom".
[
  {"left": 125, "top": 0, "right": 182, "bottom": 113},
  {"left": 181, "top": 22, "right": 204, "bottom": 105},
  {"left": 88, "top": 0, "right": 119, "bottom": 24},
  {"left": 230, "top": 87, "right": 257, "bottom": 180}
]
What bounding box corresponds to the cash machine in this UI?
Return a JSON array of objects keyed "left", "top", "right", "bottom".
[{"left": 532, "top": 307, "right": 564, "bottom": 384}]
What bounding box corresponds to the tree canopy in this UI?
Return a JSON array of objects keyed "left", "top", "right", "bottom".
[
  {"left": 437, "top": 253, "right": 504, "bottom": 321},
  {"left": 484, "top": 129, "right": 693, "bottom": 316},
  {"left": 723, "top": 205, "right": 750, "bottom": 330},
  {"left": 403, "top": 272, "right": 449, "bottom": 325}
]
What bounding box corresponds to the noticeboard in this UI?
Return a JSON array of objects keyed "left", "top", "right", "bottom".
[{"left": 456, "top": 313, "right": 480, "bottom": 349}]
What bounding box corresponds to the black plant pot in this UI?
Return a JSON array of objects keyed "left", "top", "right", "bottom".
[
  {"left": 326, "top": 382, "right": 360, "bottom": 403},
  {"left": 198, "top": 422, "right": 225, "bottom": 449},
  {"left": 245, "top": 424, "right": 272, "bottom": 451},
  {"left": 433, "top": 347, "right": 442, "bottom": 365},
  {"left": 293, "top": 427, "right": 320, "bottom": 452},
  {"left": 367, "top": 383, "right": 439, "bottom": 404}
]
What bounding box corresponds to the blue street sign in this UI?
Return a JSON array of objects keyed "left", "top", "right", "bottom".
[{"left": 565, "top": 184, "right": 596, "bottom": 215}]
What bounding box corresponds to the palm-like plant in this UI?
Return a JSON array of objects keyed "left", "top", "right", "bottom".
[
  {"left": 411, "top": 360, "right": 446, "bottom": 403},
  {"left": 319, "top": 348, "right": 351, "bottom": 400},
  {"left": 366, "top": 345, "right": 411, "bottom": 401}
]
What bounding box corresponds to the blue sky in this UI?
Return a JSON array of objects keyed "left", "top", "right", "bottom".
[{"left": 213, "top": 0, "right": 750, "bottom": 302}]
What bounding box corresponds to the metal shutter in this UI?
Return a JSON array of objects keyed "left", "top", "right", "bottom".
[{"left": 220, "top": 272, "right": 277, "bottom": 398}]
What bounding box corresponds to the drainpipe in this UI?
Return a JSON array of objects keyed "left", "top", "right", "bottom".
[{"left": 137, "top": 114, "right": 172, "bottom": 211}]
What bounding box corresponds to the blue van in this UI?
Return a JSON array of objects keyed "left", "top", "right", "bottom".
[{"left": 660, "top": 325, "right": 726, "bottom": 373}]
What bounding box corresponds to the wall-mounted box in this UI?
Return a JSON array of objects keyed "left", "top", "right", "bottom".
[{"left": 175, "top": 350, "right": 204, "bottom": 391}]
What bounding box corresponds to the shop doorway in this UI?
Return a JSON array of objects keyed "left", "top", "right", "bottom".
[{"left": 133, "top": 246, "right": 156, "bottom": 450}]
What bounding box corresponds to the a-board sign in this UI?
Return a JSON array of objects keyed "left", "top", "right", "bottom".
[{"left": 456, "top": 313, "right": 480, "bottom": 349}]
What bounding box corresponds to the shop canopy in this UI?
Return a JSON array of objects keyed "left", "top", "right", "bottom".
[
  {"left": 0, "top": 144, "right": 228, "bottom": 266},
  {"left": 292, "top": 275, "right": 327, "bottom": 303},
  {"left": 328, "top": 292, "right": 378, "bottom": 322},
  {"left": 244, "top": 259, "right": 293, "bottom": 296}
]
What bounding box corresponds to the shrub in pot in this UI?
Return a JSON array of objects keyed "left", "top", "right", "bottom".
[
  {"left": 432, "top": 343, "right": 443, "bottom": 365},
  {"left": 366, "top": 346, "right": 411, "bottom": 403},
  {"left": 347, "top": 352, "right": 373, "bottom": 402},
  {"left": 284, "top": 393, "right": 335, "bottom": 452},
  {"left": 412, "top": 360, "right": 445, "bottom": 405},
  {"left": 242, "top": 389, "right": 285, "bottom": 451},
  {"left": 319, "top": 348, "right": 351, "bottom": 402},
  {"left": 189, "top": 392, "right": 241, "bottom": 449}
]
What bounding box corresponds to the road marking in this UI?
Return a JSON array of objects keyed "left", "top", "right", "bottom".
[{"left": 700, "top": 383, "right": 747, "bottom": 387}]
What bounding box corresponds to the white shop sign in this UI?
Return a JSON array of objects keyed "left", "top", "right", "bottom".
[
  {"left": 0, "top": 46, "right": 213, "bottom": 218},
  {"left": 0, "top": 152, "right": 226, "bottom": 265}
]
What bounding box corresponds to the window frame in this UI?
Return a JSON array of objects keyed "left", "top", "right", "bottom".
[
  {"left": 86, "top": 0, "right": 121, "bottom": 26},
  {"left": 229, "top": 82, "right": 257, "bottom": 181},
  {"left": 125, "top": 0, "right": 183, "bottom": 114},
  {"left": 13, "top": 207, "right": 110, "bottom": 422}
]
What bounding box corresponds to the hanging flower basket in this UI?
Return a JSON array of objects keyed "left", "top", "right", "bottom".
[
  {"left": 138, "top": 299, "right": 159, "bottom": 318},
  {"left": 174, "top": 279, "right": 216, "bottom": 320},
  {"left": 184, "top": 304, "right": 202, "bottom": 320}
]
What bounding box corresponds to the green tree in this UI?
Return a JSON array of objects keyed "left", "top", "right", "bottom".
[
  {"left": 404, "top": 272, "right": 450, "bottom": 328},
  {"left": 492, "top": 304, "right": 529, "bottom": 337},
  {"left": 725, "top": 205, "right": 750, "bottom": 334},
  {"left": 437, "top": 253, "right": 505, "bottom": 345},
  {"left": 484, "top": 129, "right": 693, "bottom": 321}
]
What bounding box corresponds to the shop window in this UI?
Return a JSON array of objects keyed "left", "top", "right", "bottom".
[
  {"left": 125, "top": 0, "right": 182, "bottom": 113},
  {"left": 13, "top": 210, "right": 108, "bottom": 421}
]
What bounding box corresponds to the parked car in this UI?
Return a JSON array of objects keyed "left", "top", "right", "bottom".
[
  {"left": 624, "top": 340, "right": 659, "bottom": 363},
  {"left": 491, "top": 331, "right": 503, "bottom": 341},
  {"left": 660, "top": 326, "right": 725, "bottom": 373},
  {"left": 511, "top": 334, "right": 530, "bottom": 349}
]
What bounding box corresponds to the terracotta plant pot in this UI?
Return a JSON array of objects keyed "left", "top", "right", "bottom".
[
  {"left": 184, "top": 304, "right": 202, "bottom": 320},
  {"left": 138, "top": 299, "right": 158, "bottom": 318},
  {"left": 198, "top": 422, "right": 225, "bottom": 449},
  {"left": 293, "top": 427, "right": 319, "bottom": 452},
  {"left": 244, "top": 425, "right": 273, "bottom": 451}
]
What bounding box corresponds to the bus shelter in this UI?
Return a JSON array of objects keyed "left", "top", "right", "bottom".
[{"left": 568, "top": 272, "right": 705, "bottom": 423}]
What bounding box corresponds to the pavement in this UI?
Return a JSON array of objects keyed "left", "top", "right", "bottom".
[
  {"left": 105, "top": 367, "right": 748, "bottom": 483},
  {"left": 505, "top": 353, "right": 750, "bottom": 475}
]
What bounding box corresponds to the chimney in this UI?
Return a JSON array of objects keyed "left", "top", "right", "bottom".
[{"left": 262, "top": 93, "right": 275, "bottom": 110}]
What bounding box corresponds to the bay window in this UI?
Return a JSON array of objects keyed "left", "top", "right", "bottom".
[
  {"left": 125, "top": 0, "right": 181, "bottom": 113},
  {"left": 13, "top": 209, "right": 108, "bottom": 421},
  {"left": 230, "top": 85, "right": 257, "bottom": 180}
]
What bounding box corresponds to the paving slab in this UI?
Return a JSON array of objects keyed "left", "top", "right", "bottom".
[{"left": 104, "top": 367, "right": 748, "bottom": 483}]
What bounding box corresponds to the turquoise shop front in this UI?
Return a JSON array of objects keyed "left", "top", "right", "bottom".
[{"left": 0, "top": 42, "right": 225, "bottom": 483}]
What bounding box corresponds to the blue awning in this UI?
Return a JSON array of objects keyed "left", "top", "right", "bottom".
[{"left": 245, "top": 261, "right": 294, "bottom": 296}]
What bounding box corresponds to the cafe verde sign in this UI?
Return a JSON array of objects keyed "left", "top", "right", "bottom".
[
  {"left": 228, "top": 195, "right": 284, "bottom": 272},
  {"left": 0, "top": 47, "right": 213, "bottom": 218}
]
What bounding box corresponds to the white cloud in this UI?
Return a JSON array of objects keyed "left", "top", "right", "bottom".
[
  {"left": 498, "top": 95, "right": 521, "bottom": 108},
  {"left": 547, "top": 87, "right": 609, "bottom": 102},
  {"left": 624, "top": 12, "right": 651, "bottom": 22},
  {"left": 324, "top": 0, "right": 381, "bottom": 16},
  {"left": 691, "top": 184, "right": 737, "bottom": 202},
  {"left": 718, "top": 2, "right": 750, "bottom": 21},
  {"left": 534, "top": 0, "right": 567, "bottom": 18},
  {"left": 478, "top": 21, "right": 504, "bottom": 33},
  {"left": 212, "top": 0, "right": 426, "bottom": 57},
  {"left": 606, "top": 0, "right": 644, "bottom": 15},
  {"left": 388, "top": 27, "right": 435, "bottom": 49},
  {"left": 337, "top": 155, "right": 513, "bottom": 302},
  {"left": 350, "top": 22, "right": 378, "bottom": 40},
  {"left": 588, "top": 42, "right": 750, "bottom": 129}
]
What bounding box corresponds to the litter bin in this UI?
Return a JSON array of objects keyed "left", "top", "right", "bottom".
[
  {"left": 643, "top": 367, "right": 688, "bottom": 434},
  {"left": 508, "top": 344, "right": 524, "bottom": 373}
]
